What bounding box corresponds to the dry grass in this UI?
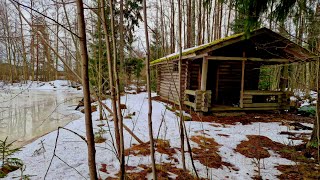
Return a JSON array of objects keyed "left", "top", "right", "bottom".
[
  {"left": 108, "top": 163, "right": 206, "bottom": 180},
  {"left": 277, "top": 164, "right": 320, "bottom": 180},
  {"left": 0, "top": 164, "right": 20, "bottom": 178},
  {"left": 94, "top": 136, "right": 106, "bottom": 143},
  {"left": 124, "top": 139, "right": 176, "bottom": 158},
  {"left": 190, "top": 136, "right": 233, "bottom": 169},
  {"left": 80, "top": 105, "right": 97, "bottom": 113},
  {"left": 235, "top": 135, "right": 284, "bottom": 159},
  {"left": 236, "top": 135, "right": 319, "bottom": 179}
]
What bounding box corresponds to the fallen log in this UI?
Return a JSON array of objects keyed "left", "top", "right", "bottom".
[{"left": 91, "top": 95, "right": 144, "bottom": 144}]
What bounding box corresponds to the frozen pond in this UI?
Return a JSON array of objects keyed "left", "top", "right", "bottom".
[{"left": 0, "top": 89, "right": 82, "bottom": 147}]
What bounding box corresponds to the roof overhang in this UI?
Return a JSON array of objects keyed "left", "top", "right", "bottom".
[{"left": 150, "top": 27, "right": 318, "bottom": 66}]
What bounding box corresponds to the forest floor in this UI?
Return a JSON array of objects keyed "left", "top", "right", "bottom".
[{"left": 2, "top": 81, "right": 319, "bottom": 179}]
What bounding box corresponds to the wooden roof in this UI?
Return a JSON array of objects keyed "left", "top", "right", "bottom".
[{"left": 151, "top": 27, "right": 318, "bottom": 65}]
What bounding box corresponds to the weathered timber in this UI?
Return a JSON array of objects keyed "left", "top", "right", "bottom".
[
  {"left": 243, "top": 90, "right": 284, "bottom": 95},
  {"left": 243, "top": 103, "right": 280, "bottom": 108},
  {"left": 206, "top": 56, "right": 288, "bottom": 62}
]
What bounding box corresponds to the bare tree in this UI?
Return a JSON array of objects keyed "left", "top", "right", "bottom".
[
  {"left": 177, "top": 0, "right": 186, "bottom": 171},
  {"left": 143, "top": 0, "right": 157, "bottom": 179},
  {"left": 109, "top": 0, "right": 125, "bottom": 178},
  {"left": 75, "top": 0, "right": 98, "bottom": 179},
  {"left": 100, "top": 0, "right": 121, "bottom": 156}
]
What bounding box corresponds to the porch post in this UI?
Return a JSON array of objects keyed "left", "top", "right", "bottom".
[
  {"left": 280, "top": 63, "right": 289, "bottom": 109},
  {"left": 199, "top": 56, "right": 209, "bottom": 112},
  {"left": 280, "top": 64, "right": 288, "bottom": 91},
  {"left": 240, "top": 52, "right": 246, "bottom": 108},
  {"left": 201, "top": 56, "right": 208, "bottom": 91}
]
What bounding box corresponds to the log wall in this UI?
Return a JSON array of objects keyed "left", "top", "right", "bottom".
[
  {"left": 157, "top": 60, "right": 188, "bottom": 103},
  {"left": 188, "top": 61, "right": 201, "bottom": 90}
]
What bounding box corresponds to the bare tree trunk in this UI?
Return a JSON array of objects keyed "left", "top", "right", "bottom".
[
  {"left": 160, "top": 0, "right": 165, "bottom": 54},
  {"left": 30, "top": 0, "right": 35, "bottom": 81},
  {"left": 218, "top": 2, "right": 223, "bottom": 39},
  {"left": 170, "top": 0, "right": 175, "bottom": 53},
  {"left": 206, "top": 2, "right": 211, "bottom": 42},
  {"left": 55, "top": 3, "right": 60, "bottom": 80},
  {"left": 143, "top": 0, "right": 157, "bottom": 179},
  {"left": 119, "top": 0, "right": 125, "bottom": 69},
  {"left": 191, "top": 0, "right": 196, "bottom": 46},
  {"left": 308, "top": 58, "right": 320, "bottom": 162},
  {"left": 177, "top": 0, "right": 186, "bottom": 171},
  {"left": 100, "top": 0, "right": 121, "bottom": 155},
  {"left": 97, "top": 0, "right": 103, "bottom": 120},
  {"left": 61, "top": 0, "right": 82, "bottom": 80},
  {"left": 18, "top": 2, "right": 28, "bottom": 82},
  {"left": 109, "top": 0, "right": 125, "bottom": 178},
  {"left": 75, "top": 0, "right": 98, "bottom": 179},
  {"left": 197, "top": 0, "right": 202, "bottom": 45},
  {"left": 186, "top": 0, "right": 192, "bottom": 48},
  {"left": 201, "top": 2, "right": 206, "bottom": 43},
  {"left": 226, "top": 0, "right": 232, "bottom": 36}
]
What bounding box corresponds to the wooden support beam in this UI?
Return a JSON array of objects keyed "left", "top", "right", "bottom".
[
  {"left": 243, "top": 90, "right": 284, "bottom": 95},
  {"left": 215, "top": 64, "right": 219, "bottom": 102},
  {"left": 190, "top": 53, "right": 208, "bottom": 60},
  {"left": 280, "top": 64, "right": 289, "bottom": 92},
  {"left": 206, "top": 56, "right": 289, "bottom": 63},
  {"left": 280, "top": 63, "right": 289, "bottom": 109},
  {"left": 243, "top": 103, "right": 280, "bottom": 108},
  {"left": 201, "top": 56, "right": 208, "bottom": 91},
  {"left": 240, "top": 53, "right": 246, "bottom": 108},
  {"left": 185, "top": 89, "right": 196, "bottom": 96}
]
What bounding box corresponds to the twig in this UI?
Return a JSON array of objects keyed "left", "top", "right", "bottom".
[
  {"left": 55, "top": 155, "right": 87, "bottom": 179},
  {"left": 44, "top": 128, "right": 60, "bottom": 179},
  {"left": 44, "top": 127, "right": 87, "bottom": 179},
  {"left": 59, "top": 127, "right": 87, "bottom": 144},
  {"left": 183, "top": 122, "right": 199, "bottom": 178}
]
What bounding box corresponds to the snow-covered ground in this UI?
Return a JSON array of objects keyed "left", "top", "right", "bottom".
[
  {"left": 291, "top": 90, "right": 317, "bottom": 106},
  {"left": 1, "top": 80, "right": 81, "bottom": 91},
  {"left": 4, "top": 86, "right": 313, "bottom": 180}
]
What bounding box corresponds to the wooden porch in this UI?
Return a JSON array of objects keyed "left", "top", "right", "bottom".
[
  {"left": 184, "top": 89, "right": 289, "bottom": 112},
  {"left": 183, "top": 55, "right": 290, "bottom": 112},
  {"left": 151, "top": 28, "right": 315, "bottom": 113}
]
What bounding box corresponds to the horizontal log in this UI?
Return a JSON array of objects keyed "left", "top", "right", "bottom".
[
  {"left": 159, "top": 92, "right": 179, "bottom": 100},
  {"left": 243, "top": 90, "right": 284, "bottom": 95},
  {"left": 159, "top": 87, "right": 180, "bottom": 95},
  {"left": 243, "top": 94, "right": 253, "bottom": 99},
  {"left": 243, "top": 103, "right": 280, "bottom": 108},
  {"left": 159, "top": 81, "right": 181, "bottom": 86},
  {"left": 185, "top": 89, "right": 196, "bottom": 96},
  {"left": 210, "top": 106, "right": 287, "bottom": 111},
  {"left": 184, "top": 101, "right": 195, "bottom": 108},
  {"left": 243, "top": 99, "right": 253, "bottom": 104},
  {"left": 207, "top": 56, "right": 289, "bottom": 62}
]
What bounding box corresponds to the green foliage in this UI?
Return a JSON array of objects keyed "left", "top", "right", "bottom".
[
  {"left": 150, "top": 67, "right": 157, "bottom": 92},
  {"left": 307, "top": 4, "right": 320, "bottom": 52},
  {"left": 88, "top": 0, "right": 144, "bottom": 90},
  {"left": 228, "top": 0, "right": 271, "bottom": 34},
  {"left": 0, "top": 137, "right": 23, "bottom": 178},
  {"left": 298, "top": 105, "right": 316, "bottom": 117},
  {"left": 123, "top": 0, "right": 143, "bottom": 46},
  {"left": 94, "top": 126, "right": 107, "bottom": 143},
  {"left": 124, "top": 57, "right": 144, "bottom": 81},
  {"left": 227, "top": 0, "right": 298, "bottom": 35},
  {"left": 258, "top": 67, "right": 272, "bottom": 90},
  {"left": 150, "top": 29, "right": 165, "bottom": 60}
]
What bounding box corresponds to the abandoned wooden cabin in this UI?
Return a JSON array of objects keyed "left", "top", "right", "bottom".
[{"left": 151, "top": 27, "right": 317, "bottom": 112}]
